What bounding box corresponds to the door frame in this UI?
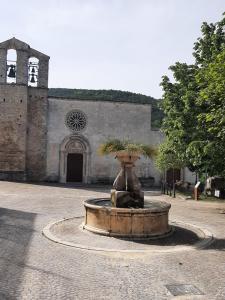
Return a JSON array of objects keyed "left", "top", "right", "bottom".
[{"left": 59, "top": 134, "right": 91, "bottom": 183}]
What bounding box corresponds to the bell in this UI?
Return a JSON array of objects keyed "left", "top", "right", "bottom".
[
  {"left": 8, "top": 65, "right": 16, "bottom": 78},
  {"left": 31, "top": 67, "right": 36, "bottom": 73},
  {"left": 30, "top": 74, "right": 36, "bottom": 83}
]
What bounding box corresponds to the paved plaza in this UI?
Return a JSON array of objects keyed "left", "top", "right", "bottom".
[{"left": 0, "top": 181, "right": 224, "bottom": 300}]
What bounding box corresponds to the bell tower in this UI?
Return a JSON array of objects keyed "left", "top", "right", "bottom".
[{"left": 0, "top": 37, "right": 50, "bottom": 181}]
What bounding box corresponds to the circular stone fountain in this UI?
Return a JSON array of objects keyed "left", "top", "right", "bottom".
[
  {"left": 83, "top": 198, "right": 171, "bottom": 238},
  {"left": 83, "top": 151, "right": 172, "bottom": 238},
  {"left": 43, "top": 144, "right": 214, "bottom": 251},
  {"left": 43, "top": 143, "right": 213, "bottom": 253}
]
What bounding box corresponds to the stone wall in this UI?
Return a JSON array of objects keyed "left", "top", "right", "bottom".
[
  {"left": 183, "top": 167, "right": 196, "bottom": 185},
  {"left": 0, "top": 38, "right": 49, "bottom": 181},
  {"left": 0, "top": 85, "right": 48, "bottom": 181},
  {"left": 46, "top": 98, "right": 163, "bottom": 185},
  {"left": 0, "top": 48, "right": 7, "bottom": 84},
  {"left": 0, "top": 84, "right": 28, "bottom": 180},
  {"left": 26, "top": 87, "right": 48, "bottom": 181}
]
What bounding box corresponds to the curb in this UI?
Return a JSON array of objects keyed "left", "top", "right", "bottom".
[{"left": 42, "top": 217, "right": 214, "bottom": 254}]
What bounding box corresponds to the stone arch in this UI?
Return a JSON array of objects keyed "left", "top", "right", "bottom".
[
  {"left": 59, "top": 134, "right": 91, "bottom": 183},
  {"left": 28, "top": 56, "right": 39, "bottom": 87},
  {"left": 7, "top": 49, "right": 17, "bottom": 83}
]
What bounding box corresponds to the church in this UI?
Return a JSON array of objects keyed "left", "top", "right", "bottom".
[{"left": 0, "top": 38, "right": 194, "bottom": 186}]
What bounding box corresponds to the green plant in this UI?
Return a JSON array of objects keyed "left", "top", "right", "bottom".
[
  {"left": 160, "top": 13, "right": 225, "bottom": 177},
  {"left": 98, "top": 139, "right": 157, "bottom": 158}
]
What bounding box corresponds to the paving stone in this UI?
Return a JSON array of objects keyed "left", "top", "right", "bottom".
[
  {"left": 165, "top": 284, "right": 204, "bottom": 296},
  {"left": 0, "top": 181, "right": 224, "bottom": 299}
]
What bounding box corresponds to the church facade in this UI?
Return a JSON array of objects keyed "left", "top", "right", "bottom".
[
  {"left": 46, "top": 96, "right": 163, "bottom": 184},
  {"left": 0, "top": 38, "right": 194, "bottom": 186}
]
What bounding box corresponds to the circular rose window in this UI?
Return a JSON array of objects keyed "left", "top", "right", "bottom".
[{"left": 65, "top": 110, "right": 87, "bottom": 132}]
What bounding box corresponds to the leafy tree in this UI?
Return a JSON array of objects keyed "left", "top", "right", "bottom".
[
  {"left": 194, "top": 49, "right": 225, "bottom": 176},
  {"left": 158, "top": 13, "right": 225, "bottom": 178},
  {"left": 155, "top": 139, "right": 185, "bottom": 172},
  {"left": 193, "top": 14, "right": 225, "bottom": 66},
  {"left": 160, "top": 62, "right": 200, "bottom": 170}
]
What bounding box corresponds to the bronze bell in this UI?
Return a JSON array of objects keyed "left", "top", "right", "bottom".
[
  {"left": 30, "top": 74, "right": 36, "bottom": 83},
  {"left": 8, "top": 65, "right": 16, "bottom": 78}
]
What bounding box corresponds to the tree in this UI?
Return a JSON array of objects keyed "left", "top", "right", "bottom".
[
  {"left": 193, "top": 15, "right": 225, "bottom": 66},
  {"left": 155, "top": 139, "right": 184, "bottom": 172},
  {"left": 158, "top": 13, "right": 225, "bottom": 178},
  {"left": 156, "top": 139, "right": 184, "bottom": 196},
  {"left": 160, "top": 62, "right": 200, "bottom": 173},
  {"left": 194, "top": 49, "right": 225, "bottom": 176}
]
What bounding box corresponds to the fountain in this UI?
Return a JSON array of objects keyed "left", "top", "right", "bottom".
[
  {"left": 42, "top": 140, "right": 214, "bottom": 252},
  {"left": 83, "top": 142, "right": 171, "bottom": 238}
]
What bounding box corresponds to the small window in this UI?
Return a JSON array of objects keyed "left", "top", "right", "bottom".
[
  {"left": 7, "top": 49, "right": 17, "bottom": 84},
  {"left": 28, "top": 57, "right": 39, "bottom": 87}
]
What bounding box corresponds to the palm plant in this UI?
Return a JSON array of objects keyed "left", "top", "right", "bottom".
[{"left": 98, "top": 139, "right": 157, "bottom": 158}]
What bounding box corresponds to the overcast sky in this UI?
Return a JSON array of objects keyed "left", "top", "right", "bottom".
[{"left": 0, "top": 0, "right": 224, "bottom": 98}]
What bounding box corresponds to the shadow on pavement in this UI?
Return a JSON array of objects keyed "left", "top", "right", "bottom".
[
  {"left": 119, "top": 226, "right": 200, "bottom": 246},
  {"left": 0, "top": 207, "right": 36, "bottom": 299},
  {"left": 125, "top": 227, "right": 225, "bottom": 251},
  {"left": 1, "top": 181, "right": 161, "bottom": 195},
  {"left": 204, "top": 238, "right": 225, "bottom": 251}
]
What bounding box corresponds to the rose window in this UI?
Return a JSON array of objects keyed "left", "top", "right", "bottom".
[{"left": 65, "top": 110, "right": 87, "bottom": 132}]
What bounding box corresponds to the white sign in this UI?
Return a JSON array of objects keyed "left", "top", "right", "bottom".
[
  {"left": 195, "top": 181, "right": 201, "bottom": 189},
  {"left": 215, "top": 190, "right": 220, "bottom": 197}
]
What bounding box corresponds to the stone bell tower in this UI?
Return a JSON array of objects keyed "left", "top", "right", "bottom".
[{"left": 0, "top": 37, "right": 50, "bottom": 181}]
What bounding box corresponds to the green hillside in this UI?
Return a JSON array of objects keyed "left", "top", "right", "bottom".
[{"left": 48, "top": 88, "right": 163, "bottom": 128}]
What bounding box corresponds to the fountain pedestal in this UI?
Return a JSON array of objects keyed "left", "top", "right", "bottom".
[
  {"left": 111, "top": 189, "right": 144, "bottom": 208},
  {"left": 111, "top": 152, "right": 144, "bottom": 208}
]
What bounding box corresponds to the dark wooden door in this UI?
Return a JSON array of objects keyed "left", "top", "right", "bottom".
[
  {"left": 67, "top": 153, "right": 83, "bottom": 182},
  {"left": 166, "top": 168, "right": 181, "bottom": 185}
]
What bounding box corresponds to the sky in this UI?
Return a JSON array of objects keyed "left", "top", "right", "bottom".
[{"left": 0, "top": 0, "right": 224, "bottom": 98}]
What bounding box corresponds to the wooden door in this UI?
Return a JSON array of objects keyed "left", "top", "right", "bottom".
[
  {"left": 66, "top": 153, "right": 83, "bottom": 182},
  {"left": 166, "top": 168, "right": 181, "bottom": 186}
]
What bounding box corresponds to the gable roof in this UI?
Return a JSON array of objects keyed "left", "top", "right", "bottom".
[
  {"left": 0, "top": 37, "right": 29, "bottom": 50},
  {"left": 0, "top": 37, "right": 49, "bottom": 59}
]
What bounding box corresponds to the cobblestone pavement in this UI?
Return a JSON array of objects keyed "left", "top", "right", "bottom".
[{"left": 0, "top": 181, "right": 224, "bottom": 300}]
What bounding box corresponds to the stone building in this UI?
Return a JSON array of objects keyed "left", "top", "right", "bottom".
[
  {"left": 0, "top": 38, "right": 49, "bottom": 182},
  {"left": 0, "top": 38, "right": 195, "bottom": 186}
]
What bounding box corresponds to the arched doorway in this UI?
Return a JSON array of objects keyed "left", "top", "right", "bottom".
[
  {"left": 67, "top": 153, "right": 83, "bottom": 182},
  {"left": 59, "top": 135, "right": 91, "bottom": 183}
]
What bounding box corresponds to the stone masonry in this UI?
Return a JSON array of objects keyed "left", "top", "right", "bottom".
[
  {"left": 0, "top": 37, "right": 194, "bottom": 185},
  {"left": 0, "top": 37, "right": 49, "bottom": 181}
]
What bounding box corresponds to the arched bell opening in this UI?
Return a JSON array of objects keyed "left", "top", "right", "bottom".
[
  {"left": 59, "top": 135, "right": 91, "bottom": 184},
  {"left": 7, "top": 49, "right": 17, "bottom": 84},
  {"left": 28, "top": 57, "right": 39, "bottom": 87}
]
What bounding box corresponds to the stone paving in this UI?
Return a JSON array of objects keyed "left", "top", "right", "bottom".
[
  {"left": 45, "top": 216, "right": 206, "bottom": 252},
  {"left": 0, "top": 181, "right": 225, "bottom": 300}
]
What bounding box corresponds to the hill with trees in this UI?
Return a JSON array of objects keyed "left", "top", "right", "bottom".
[{"left": 48, "top": 88, "right": 164, "bottom": 128}]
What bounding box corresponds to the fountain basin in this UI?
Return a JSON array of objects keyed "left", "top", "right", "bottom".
[{"left": 83, "top": 198, "right": 171, "bottom": 238}]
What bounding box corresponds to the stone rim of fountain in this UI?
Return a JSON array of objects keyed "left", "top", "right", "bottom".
[
  {"left": 84, "top": 198, "right": 171, "bottom": 213},
  {"left": 83, "top": 198, "right": 172, "bottom": 238}
]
